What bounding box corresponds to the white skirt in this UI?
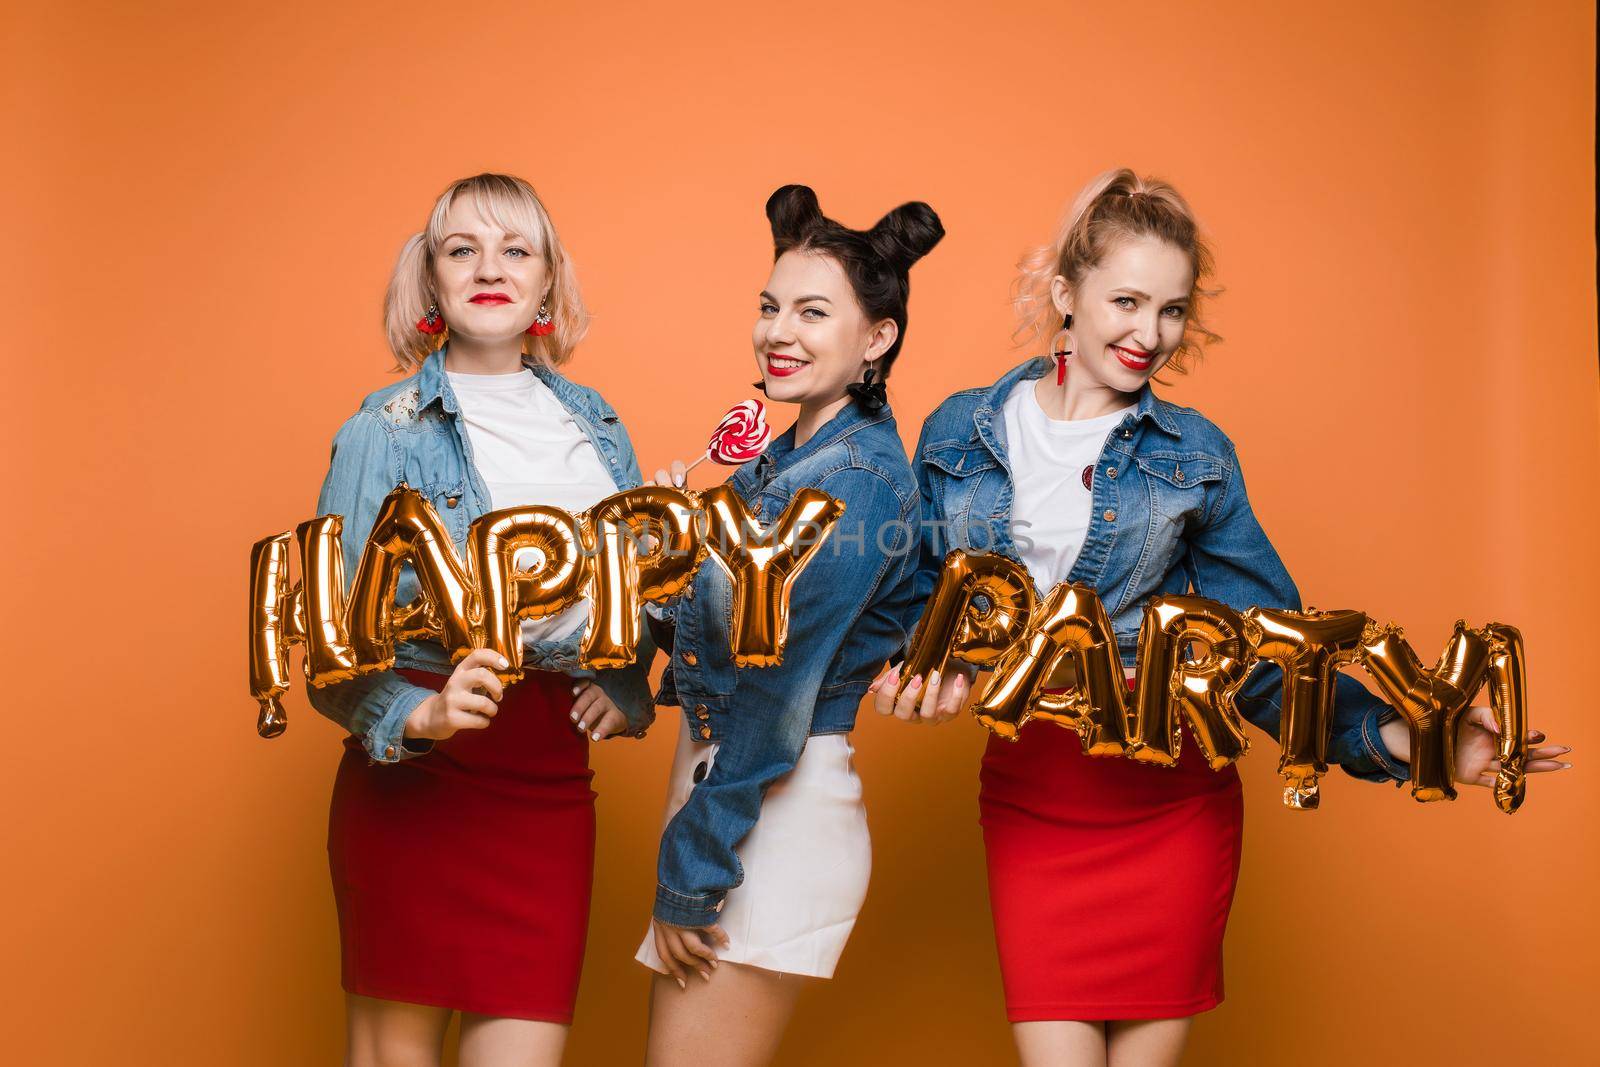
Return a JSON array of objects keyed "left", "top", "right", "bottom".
[{"left": 634, "top": 725, "right": 871, "bottom": 979}]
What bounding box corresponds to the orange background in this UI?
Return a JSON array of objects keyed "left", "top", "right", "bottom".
[{"left": 6, "top": 1, "right": 1595, "bottom": 1063}]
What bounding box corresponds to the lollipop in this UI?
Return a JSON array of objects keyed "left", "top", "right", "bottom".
[{"left": 684, "top": 400, "right": 771, "bottom": 474}]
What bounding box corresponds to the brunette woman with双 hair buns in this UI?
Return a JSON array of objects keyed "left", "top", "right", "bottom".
[{"left": 764, "top": 184, "right": 944, "bottom": 379}]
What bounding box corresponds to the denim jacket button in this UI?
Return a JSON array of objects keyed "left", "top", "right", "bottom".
[
  {"left": 751, "top": 500, "right": 763, "bottom": 517},
  {"left": 446, "top": 496, "right": 459, "bottom": 508},
  {"left": 1119, "top": 428, "right": 1132, "bottom": 439},
  {"left": 384, "top": 745, "right": 396, "bottom": 759},
  {"left": 682, "top": 651, "right": 698, "bottom": 667},
  {"left": 694, "top": 704, "right": 709, "bottom": 720},
  {"left": 1175, "top": 468, "right": 1185, "bottom": 482},
  {"left": 1107, "top": 466, "right": 1118, "bottom": 479},
  {"left": 1103, "top": 509, "right": 1117, "bottom": 522},
  {"left": 698, "top": 724, "right": 713, "bottom": 740}
]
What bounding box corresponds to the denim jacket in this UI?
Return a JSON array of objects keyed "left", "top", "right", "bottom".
[
  {"left": 649, "top": 401, "right": 919, "bottom": 926},
  {"left": 910, "top": 357, "right": 1408, "bottom": 783},
  {"left": 306, "top": 347, "right": 656, "bottom": 763}
]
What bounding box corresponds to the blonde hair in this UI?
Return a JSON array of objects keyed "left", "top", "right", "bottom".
[
  {"left": 1013, "top": 168, "right": 1220, "bottom": 375},
  {"left": 384, "top": 173, "right": 589, "bottom": 370}
]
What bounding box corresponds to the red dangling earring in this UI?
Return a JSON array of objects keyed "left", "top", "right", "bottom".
[
  {"left": 527, "top": 303, "right": 555, "bottom": 337},
  {"left": 1052, "top": 313, "right": 1075, "bottom": 385},
  {"left": 416, "top": 304, "right": 445, "bottom": 335}
]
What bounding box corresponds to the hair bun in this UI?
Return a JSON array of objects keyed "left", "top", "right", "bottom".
[
  {"left": 867, "top": 202, "right": 945, "bottom": 269},
  {"left": 765, "top": 185, "right": 825, "bottom": 243}
]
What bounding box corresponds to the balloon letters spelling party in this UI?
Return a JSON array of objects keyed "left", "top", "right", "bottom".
[
  {"left": 249, "top": 484, "right": 842, "bottom": 740},
  {"left": 897, "top": 551, "right": 1530, "bottom": 813}
]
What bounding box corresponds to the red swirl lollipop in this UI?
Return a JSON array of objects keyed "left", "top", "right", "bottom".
[{"left": 685, "top": 400, "right": 771, "bottom": 474}]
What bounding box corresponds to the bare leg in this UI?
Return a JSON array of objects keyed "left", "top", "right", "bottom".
[
  {"left": 1011, "top": 1021, "right": 1108, "bottom": 1067},
  {"left": 1106, "top": 1018, "right": 1191, "bottom": 1067},
  {"left": 645, "top": 962, "right": 808, "bottom": 1067},
  {"left": 345, "top": 994, "right": 451, "bottom": 1067},
  {"left": 457, "top": 1015, "right": 569, "bottom": 1067}
]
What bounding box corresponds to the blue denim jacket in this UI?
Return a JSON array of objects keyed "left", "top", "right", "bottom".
[
  {"left": 650, "top": 401, "right": 919, "bottom": 926},
  {"left": 306, "top": 347, "right": 656, "bottom": 763},
  {"left": 910, "top": 357, "right": 1407, "bottom": 783}
]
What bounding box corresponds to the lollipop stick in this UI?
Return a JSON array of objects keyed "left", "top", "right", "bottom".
[{"left": 683, "top": 451, "right": 711, "bottom": 475}]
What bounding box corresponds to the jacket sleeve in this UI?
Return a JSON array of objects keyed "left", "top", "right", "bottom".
[
  {"left": 1182, "top": 447, "right": 1409, "bottom": 784},
  {"left": 303, "top": 410, "right": 438, "bottom": 764},
  {"left": 652, "top": 467, "right": 907, "bottom": 927}
]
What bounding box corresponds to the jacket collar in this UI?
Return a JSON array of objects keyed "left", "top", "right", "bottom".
[
  {"left": 415, "top": 347, "right": 456, "bottom": 414},
  {"left": 746, "top": 400, "right": 893, "bottom": 488},
  {"left": 974, "top": 357, "right": 1182, "bottom": 458}
]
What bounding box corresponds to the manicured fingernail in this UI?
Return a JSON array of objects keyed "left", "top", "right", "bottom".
[
  {"left": 699, "top": 970, "right": 711, "bottom": 982},
  {"left": 676, "top": 977, "right": 686, "bottom": 990},
  {"left": 497, "top": 657, "right": 509, "bottom": 670},
  {"left": 570, "top": 710, "right": 580, "bottom": 720},
  {"left": 1562, "top": 762, "right": 1574, "bottom": 769},
  {"left": 909, "top": 675, "right": 922, "bottom": 688},
  {"left": 929, "top": 670, "right": 941, "bottom": 686},
  {"left": 708, "top": 959, "right": 718, "bottom": 969},
  {"left": 572, "top": 684, "right": 582, "bottom": 695},
  {"left": 592, "top": 731, "right": 602, "bottom": 741}
]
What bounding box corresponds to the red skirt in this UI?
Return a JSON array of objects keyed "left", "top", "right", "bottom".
[
  {"left": 979, "top": 713, "right": 1244, "bottom": 1022},
  {"left": 327, "top": 667, "right": 595, "bottom": 1022}
]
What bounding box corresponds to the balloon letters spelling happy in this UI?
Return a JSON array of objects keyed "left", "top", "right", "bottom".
[{"left": 250, "top": 483, "right": 841, "bottom": 734}]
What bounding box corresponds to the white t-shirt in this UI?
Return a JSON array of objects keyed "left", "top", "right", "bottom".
[
  {"left": 1001, "top": 379, "right": 1136, "bottom": 592},
  {"left": 447, "top": 368, "right": 619, "bottom": 645}
]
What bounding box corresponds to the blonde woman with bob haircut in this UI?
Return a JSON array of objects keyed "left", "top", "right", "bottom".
[
  {"left": 876, "top": 168, "right": 1571, "bottom": 1066},
  {"left": 308, "top": 172, "right": 657, "bottom": 1067}
]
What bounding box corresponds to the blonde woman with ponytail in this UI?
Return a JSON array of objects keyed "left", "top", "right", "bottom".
[
  {"left": 873, "top": 168, "right": 1569, "bottom": 1066},
  {"left": 308, "top": 173, "right": 655, "bottom": 1067}
]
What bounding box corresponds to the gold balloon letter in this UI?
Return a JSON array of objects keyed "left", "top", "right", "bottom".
[
  {"left": 468, "top": 505, "right": 587, "bottom": 681},
  {"left": 247, "top": 532, "right": 296, "bottom": 738},
  {"left": 346, "top": 486, "right": 481, "bottom": 672},
  {"left": 1128, "top": 596, "right": 1254, "bottom": 769},
  {"left": 701, "top": 484, "right": 843, "bottom": 667},
  {"left": 1359, "top": 620, "right": 1491, "bottom": 803},
  {"left": 297, "top": 515, "right": 361, "bottom": 687},
  {"left": 1245, "top": 607, "right": 1370, "bottom": 810},
  {"left": 896, "top": 550, "right": 1037, "bottom": 706},
  {"left": 582, "top": 487, "right": 706, "bottom": 669},
  {"left": 973, "top": 583, "right": 1128, "bottom": 752},
  {"left": 1483, "top": 623, "right": 1528, "bottom": 814}
]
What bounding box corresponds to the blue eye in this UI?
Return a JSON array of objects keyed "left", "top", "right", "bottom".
[
  {"left": 506, "top": 247, "right": 529, "bottom": 258},
  {"left": 1113, "top": 296, "right": 1136, "bottom": 309},
  {"left": 1162, "top": 305, "right": 1187, "bottom": 318},
  {"left": 447, "top": 247, "right": 473, "bottom": 258},
  {"left": 801, "top": 307, "right": 826, "bottom": 320},
  {"left": 759, "top": 302, "right": 778, "bottom": 315}
]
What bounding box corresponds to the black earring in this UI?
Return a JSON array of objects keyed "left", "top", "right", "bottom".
[
  {"left": 1062, "top": 313, "right": 1073, "bottom": 329},
  {"left": 750, "top": 380, "right": 768, "bottom": 394},
  {"left": 846, "top": 368, "right": 888, "bottom": 413}
]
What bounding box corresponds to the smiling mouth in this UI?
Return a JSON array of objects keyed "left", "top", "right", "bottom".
[
  {"left": 1110, "top": 344, "right": 1155, "bottom": 370},
  {"left": 766, "top": 354, "right": 809, "bottom": 377},
  {"left": 469, "top": 294, "right": 512, "bottom": 305}
]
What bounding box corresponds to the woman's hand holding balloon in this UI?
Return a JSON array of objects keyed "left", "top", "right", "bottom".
[
  {"left": 869, "top": 661, "right": 976, "bottom": 725},
  {"left": 403, "top": 648, "right": 507, "bottom": 742}
]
